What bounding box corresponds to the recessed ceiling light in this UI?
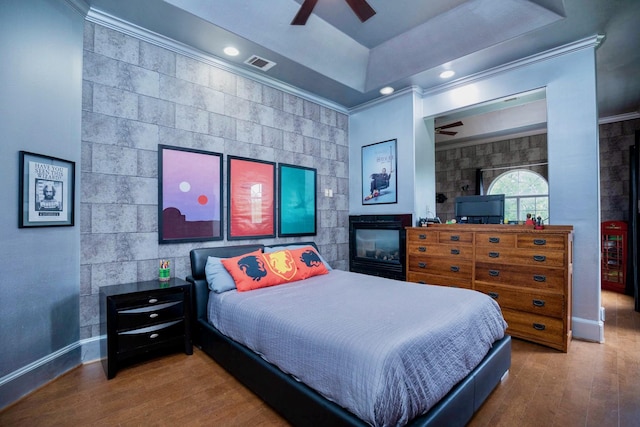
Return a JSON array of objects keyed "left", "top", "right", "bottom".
[
  {"left": 223, "top": 46, "right": 239, "bottom": 56},
  {"left": 440, "top": 70, "right": 455, "bottom": 79},
  {"left": 380, "top": 86, "right": 394, "bottom": 95}
]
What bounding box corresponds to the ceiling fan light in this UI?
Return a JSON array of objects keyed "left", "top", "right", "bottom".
[
  {"left": 223, "top": 46, "right": 239, "bottom": 56},
  {"left": 380, "top": 86, "right": 394, "bottom": 95},
  {"left": 440, "top": 70, "right": 455, "bottom": 79}
]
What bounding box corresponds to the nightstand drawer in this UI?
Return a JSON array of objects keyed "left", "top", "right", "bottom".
[
  {"left": 113, "top": 289, "right": 184, "bottom": 310},
  {"left": 117, "top": 319, "right": 185, "bottom": 353},
  {"left": 116, "top": 300, "right": 184, "bottom": 331}
]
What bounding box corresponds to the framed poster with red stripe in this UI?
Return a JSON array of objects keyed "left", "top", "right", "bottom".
[{"left": 227, "top": 156, "right": 276, "bottom": 240}]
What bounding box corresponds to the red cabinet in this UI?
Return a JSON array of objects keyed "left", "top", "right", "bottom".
[{"left": 601, "top": 221, "right": 627, "bottom": 293}]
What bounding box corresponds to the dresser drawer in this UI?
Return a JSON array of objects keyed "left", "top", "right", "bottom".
[
  {"left": 475, "top": 262, "right": 566, "bottom": 291},
  {"left": 116, "top": 300, "right": 184, "bottom": 331},
  {"left": 517, "top": 234, "right": 566, "bottom": 250},
  {"left": 407, "top": 272, "right": 473, "bottom": 289},
  {"left": 437, "top": 231, "right": 474, "bottom": 244},
  {"left": 475, "top": 248, "right": 566, "bottom": 268},
  {"left": 408, "top": 256, "right": 473, "bottom": 278},
  {"left": 407, "top": 242, "right": 473, "bottom": 259},
  {"left": 475, "top": 283, "right": 564, "bottom": 318},
  {"left": 502, "top": 308, "right": 565, "bottom": 350},
  {"left": 475, "top": 233, "right": 516, "bottom": 248},
  {"left": 407, "top": 230, "right": 438, "bottom": 243},
  {"left": 117, "top": 319, "right": 185, "bottom": 353}
]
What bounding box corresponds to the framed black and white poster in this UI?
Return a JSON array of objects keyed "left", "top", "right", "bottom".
[
  {"left": 19, "top": 151, "right": 75, "bottom": 227},
  {"left": 362, "top": 139, "right": 397, "bottom": 205}
]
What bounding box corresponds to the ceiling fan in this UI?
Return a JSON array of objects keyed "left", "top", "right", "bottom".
[
  {"left": 291, "top": 0, "right": 376, "bottom": 25},
  {"left": 435, "top": 121, "right": 463, "bottom": 136}
]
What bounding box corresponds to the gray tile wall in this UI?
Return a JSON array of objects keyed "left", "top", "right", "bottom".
[
  {"left": 80, "top": 22, "right": 350, "bottom": 339},
  {"left": 435, "top": 134, "right": 548, "bottom": 221},
  {"left": 599, "top": 118, "right": 640, "bottom": 222},
  {"left": 435, "top": 118, "right": 640, "bottom": 225}
]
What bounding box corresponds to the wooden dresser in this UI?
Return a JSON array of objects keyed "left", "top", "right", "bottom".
[{"left": 407, "top": 224, "right": 573, "bottom": 352}]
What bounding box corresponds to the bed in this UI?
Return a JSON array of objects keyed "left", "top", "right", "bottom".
[{"left": 186, "top": 242, "right": 511, "bottom": 427}]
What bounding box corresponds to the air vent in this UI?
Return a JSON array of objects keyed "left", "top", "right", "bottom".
[{"left": 244, "top": 55, "right": 276, "bottom": 71}]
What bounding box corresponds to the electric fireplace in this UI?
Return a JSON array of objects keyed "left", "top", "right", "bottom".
[{"left": 349, "top": 214, "right": 413, "bottom": 281}]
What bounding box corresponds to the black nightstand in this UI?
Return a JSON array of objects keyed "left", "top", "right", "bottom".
[{"left": 100, "top": 278, "right": 193, "bottom": 379}]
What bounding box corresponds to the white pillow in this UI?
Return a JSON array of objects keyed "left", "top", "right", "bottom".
[{"left": 205, "top": 256, "right": 237, "bottom": 293}]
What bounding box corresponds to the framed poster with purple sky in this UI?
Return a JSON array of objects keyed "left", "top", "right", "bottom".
[{"left": 158, "top": 145, "right": 223, "bottom": 243}]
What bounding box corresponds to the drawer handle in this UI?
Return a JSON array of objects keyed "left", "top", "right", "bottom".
[
  {"left": 418, "top": 246, "right": 426, "bottom": 252},
  {"left": 532, "top": 299, "right": 546, "bottom": 307},
  {"left": 489, "top": 252, "right": 500, "bottom": 258},
  {"left": 418, "top": 281, "right": 426, "bottom": 284},
  {"left": 489, "top": 237, "right": 500, "bottom": 243},
  {"left": 533, "top": 239, "right": 547, "bottom": 246},
  {"left": 450, "top": 235, "right": 460, "bottom": 241},
  {"left": 148, "top": 298, "right": 158, "bottom": 304},
  {"left": 149, "top": 333, "right": 160, "bottom": 339},
  {"left": 488, "top": 270, "right": 500, "bottom": 277},
  {"left": 533, "top": 323, "right": 546, "bottom": 331},
  {"left": 533, "top": 275, "right": 546, "bottom": 282},
  {"left": 451, "top": 249, "right": 460, "bottom": 255},
  {"left": 149, "top": 313, "right": 159, "bottom": 318},
  {"left": 419, "top": 234, "right": 426, "bottom": 239},
  {"left": 488, "top": 292, "right": 499, "bottom": 299},
  {"left": 418, "top": 262, "right": 427, "bottom": 268},
  {"left": 450, "top": 266, "right": 460, "bottom": 272},
  {"left": 533, "top": 255, "right": 546, "bottom": 262}
]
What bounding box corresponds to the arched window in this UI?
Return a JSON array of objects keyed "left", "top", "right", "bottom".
[{"left": 488, "top": 169, "right": 548, "bottom": 222}]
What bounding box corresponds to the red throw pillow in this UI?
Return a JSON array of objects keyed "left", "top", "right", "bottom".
[
  {"left": 221, "top": 250, "right": 281, "bottom": 292},
  {"left": 289, "top": 247, "right": 329, "bottom": 279},
  {"left": 221, "top": 247, "right": 329, "bottom": 292}
]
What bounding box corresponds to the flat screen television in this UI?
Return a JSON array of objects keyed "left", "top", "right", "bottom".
[{"left": 455, "top": 194, "right": 505, "bottom": 224}]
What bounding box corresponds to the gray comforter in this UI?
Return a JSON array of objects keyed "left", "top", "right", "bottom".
[{"left": 208, "top": 269, "right": 506, "bottom": 426}]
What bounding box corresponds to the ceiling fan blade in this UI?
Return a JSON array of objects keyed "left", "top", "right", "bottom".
[
  {"left": 291, "top": 0, "right": 319, "bottom": 25},
  {"left": 344, "top": 0, "right": 376, "bottom": 22},
  {"left": 437, "top": 120, "right": 463, "bottom": 130},
  {"left": 437, "top": 130, "right": 458, "bottom": 136}
]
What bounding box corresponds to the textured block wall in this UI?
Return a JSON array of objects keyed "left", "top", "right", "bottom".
[
  {"left": 599, "top": 118, "right": 640, "bottom": 222},
  {"left": 434, "top": 134, "right": 548, "bottom": 221},
  {"left": 80, "top": 22, "right": 349, "bottom": 338}
]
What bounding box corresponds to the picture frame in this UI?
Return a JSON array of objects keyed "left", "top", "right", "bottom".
[
  {"left": 227, "top": 156, "right": 276, "bottom": 240},
  {"left": 278, "top": 163, "right": 317, "bottom": 237},
  {"left": 362, "top": 139, "right": 397, "bottom": 205},
  {"left": 19, "top": 151, "right": 75, "bottom": 228},
  {"left": 158, "top": 144, "right": 223, "bottom": 243}
]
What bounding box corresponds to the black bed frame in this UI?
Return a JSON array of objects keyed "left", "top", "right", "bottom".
[{"left": 186, "top": 243, "right": 511, "bottom": 427}]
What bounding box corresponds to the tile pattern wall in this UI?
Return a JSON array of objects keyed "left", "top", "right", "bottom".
[
  {"left": 435, "top": 134, "right": 548, "bottom": 221},
  {"left": 80, "top": 22, "right": 349, "bottom": 338},
  {"left": 599, "top": 118, "right": 640, "bottom": 222}
]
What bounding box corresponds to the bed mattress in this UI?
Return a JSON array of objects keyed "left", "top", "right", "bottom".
[{"left": 208, "top": 269, "right": 506, "bottom": 426}]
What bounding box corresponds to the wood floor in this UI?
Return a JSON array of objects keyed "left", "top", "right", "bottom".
[{"left": 1, "top": 290, "right": 638, "bottom": 427}]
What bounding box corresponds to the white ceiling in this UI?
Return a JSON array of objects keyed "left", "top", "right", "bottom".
[{"left": 86, "top": 0, "right": 640, "bottom": 119}]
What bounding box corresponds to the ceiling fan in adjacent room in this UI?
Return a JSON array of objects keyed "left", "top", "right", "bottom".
[
  {"left": 291, "top": 0, "right": 376, "bottom": 25},
  {"left": 435, "top": 121, "right": 463, "bottom": 136}
]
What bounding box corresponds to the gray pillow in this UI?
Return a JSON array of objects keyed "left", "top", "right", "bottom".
[
  {"left": 264, "top": 244, "right": 332, "bottom": 270},
  {"left": 205, "top": 256, "right": 237, "bottom": 293}
]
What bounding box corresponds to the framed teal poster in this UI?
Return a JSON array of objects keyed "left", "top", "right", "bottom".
[{"left": 278, "top": 164, "right": 317, "bottom": 237}]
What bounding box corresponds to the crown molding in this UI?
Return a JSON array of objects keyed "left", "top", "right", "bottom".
[
  {"left": 85, "top": 8, "right": 349, "bottom": 114},
  {"left": 423, "top": 35, "right": 605, "bottom": 98},
  {"left": 599, "top": 111, "right": 640, "bottom": 124}
]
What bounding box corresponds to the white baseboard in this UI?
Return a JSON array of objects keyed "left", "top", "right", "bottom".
[
  {"left": 571, "top": 315, "right": 605, "bottom": 343},
  {"left": 0, "top": 336, "right": 105, "bottom": 411}
]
